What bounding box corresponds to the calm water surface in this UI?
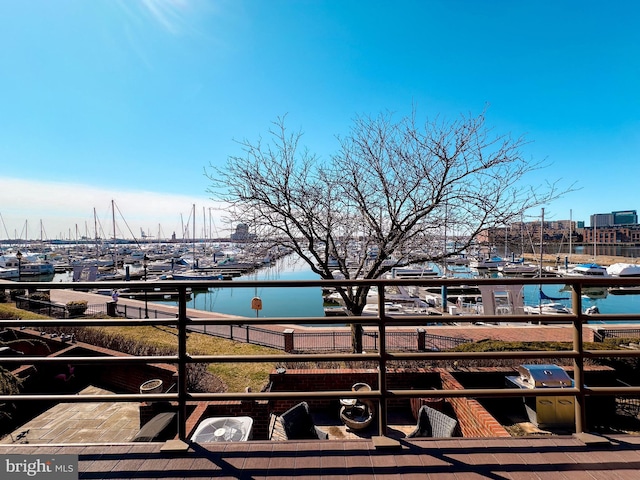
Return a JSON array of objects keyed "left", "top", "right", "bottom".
[
  {"left": 161, "top": 254, "right": 326, "bottom": 318},
  {"left": 53, "top": 254, "right": 640, "bottom": 321}
]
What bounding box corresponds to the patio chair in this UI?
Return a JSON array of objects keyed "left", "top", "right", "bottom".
[
  {"left": 278, "top": 402, "right": 328, "bottom": 440},
  {"left": 407, "top": 405, "right": 458, "bottom": 438}
]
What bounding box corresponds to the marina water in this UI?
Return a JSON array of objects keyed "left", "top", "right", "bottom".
[
  {"left": 153, "top": 255, "right": 640, "bottom": 322},
  {"left": 49, "top": 254, "right": 640, "bottom": 322},
  {"left": 157, "top": 254, "right": 326, "bottom": 318}
]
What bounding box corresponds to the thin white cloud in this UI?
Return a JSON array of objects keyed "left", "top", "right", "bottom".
[
  {"left": 140, "top": 0, "right": 202, "bottom": 36},
  {"left": 142, "top": 0, "right": 183, "bottom": 34},
  {"left": 0, "top": 177, "right": 228, "bottom": 240}
]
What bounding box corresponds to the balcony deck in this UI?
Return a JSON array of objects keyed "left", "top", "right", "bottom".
[
  {"left": 1, "top": 435, "right": 640, "bottom": 479},
  {"left": 4, "top": 276, "right": 640, "bottom": 478}
]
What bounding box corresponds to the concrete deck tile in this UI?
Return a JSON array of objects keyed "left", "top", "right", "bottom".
[
  {"left": 152, "top": 455, "right": 196, "bottom": 480},
  {"left": 294, "top": 443, "right": 322, "bottom": 473},
  {"left": 183, "top": 455, "right": 223, "bottom": 478}
]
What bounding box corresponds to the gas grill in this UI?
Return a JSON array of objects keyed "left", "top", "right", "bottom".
[{"left": 506, "top": 364, "right": 575, "bottom": 428}]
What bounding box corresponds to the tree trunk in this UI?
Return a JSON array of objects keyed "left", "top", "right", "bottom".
[{"left": 351, "top": 323, "right": 363, "bottom": 353}]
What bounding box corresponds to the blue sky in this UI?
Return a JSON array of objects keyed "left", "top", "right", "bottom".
[{"left": 1, "top": 0, "right": 638, "bottom": 240}]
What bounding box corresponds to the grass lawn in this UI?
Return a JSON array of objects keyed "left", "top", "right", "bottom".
[{"left": 1, "top": 302, "right": 280, "bottom": 393}]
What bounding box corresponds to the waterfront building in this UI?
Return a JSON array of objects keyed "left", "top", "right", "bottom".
[
  {"left": 591, "top": 210, "right": 638, "bottom": 227},
  {"left": 477, "top": 219, "right": 579, "bottom": 247}
]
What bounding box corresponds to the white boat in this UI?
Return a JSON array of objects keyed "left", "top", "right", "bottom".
[
  {"left": 0, "top": 267, "right": 19, "bottom": 279},
  {"left": 390, "top": 266, "right": 440, "bottom": 278},
  {"left": 365, "top": 285, "right": 430, "bottom": 308},
  {"left": 470, "top": 256, "right": 507, "bottom": 270},
  {"left": 524, "top": 288, "right": 572, "bottom": 316},
  {"left": 608, "top": 286, "right": 640, "bottom": 295},
  {"left": 524, "top": 302, "right": 572, "bottom": 315},
  {"left": 561, "top": 263, "right": 609, "bottom": 277},
  {"left": 361, "top": 302, "right": 435, "bottom": 316},
  {"left": 498, "top": 263, "right": 539, "bottom": 277},
  {"left": 170, "top": 270, "right": 226, "bottom": 281},
  {"left": 606, "top": 263, "right": 640, "bottom": 277},
  {"left": 20, "top": 261, "right": 55, "bottom": 276}
]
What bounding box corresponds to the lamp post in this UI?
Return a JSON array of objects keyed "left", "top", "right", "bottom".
[
  {"left": 143, "top": 254, "right": 149, "bottom": 319},
  {"left": 16, "top": 250, "right": 22, "bottom": 281}
]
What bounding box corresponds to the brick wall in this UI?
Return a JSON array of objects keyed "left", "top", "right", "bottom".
[
  {"left": 439, "top": 369, "right": 511, "bottom": 437},
  {"left": 9, "top": 329, "right": 178, "bottom": 395}
]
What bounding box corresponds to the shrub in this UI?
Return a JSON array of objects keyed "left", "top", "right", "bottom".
[
  {"left": 66, "top": 300, "right": 88, "bottom": 317},
  {"left": 9, "top": 289, "right": 25, "bottom": 301},
  {"left": 29, "top": 291, "right": 51, "bottom": 302}
]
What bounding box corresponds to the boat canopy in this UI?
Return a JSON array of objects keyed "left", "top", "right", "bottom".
[{"left": 539, "top": 289, "right": 569, "bottom": 301}]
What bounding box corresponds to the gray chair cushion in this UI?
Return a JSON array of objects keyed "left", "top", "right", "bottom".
[
  {"left": 407, "top": 405, "right": 457, "bottom": 438},
  {"left": 279, "top": 402, "right": 328, "bottom": 440}
]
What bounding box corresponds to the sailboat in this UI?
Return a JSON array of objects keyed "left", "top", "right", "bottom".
[
  {"left": 523, "top": 208, "right": 572, "bottom": 317},
  {"left": 523, "top": 288, "right": 572, "bottom": 315}
]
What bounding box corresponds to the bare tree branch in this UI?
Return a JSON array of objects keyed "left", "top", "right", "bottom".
[{"left": 206, "top": 110, "right": 572, "bottom": 351}]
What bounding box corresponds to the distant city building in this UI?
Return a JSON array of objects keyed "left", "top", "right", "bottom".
[
  {"left": 582, "top": 210, "right": 640, "bottom": 244},
  {"left": 590, "top": 210, "right": 638, "bottom": 227},
  {"left": 613, "top": 210, "right": 638, "bottom": 225},
  {"left": 230, "top": 223, "right": 256, "bottom": 242},
  {"left": 477, "top": 219, "right": 579, "bottom": 246}
]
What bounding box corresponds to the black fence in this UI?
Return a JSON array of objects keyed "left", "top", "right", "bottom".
[
  {"left": 595, "top": 328, "right": 640, "bottom": 341},
  {"left": 15, "top": 296, "right": 68, "bottom": 318},
  {"left": 13, "top": 295, "right": 471, "bottom": 353}
]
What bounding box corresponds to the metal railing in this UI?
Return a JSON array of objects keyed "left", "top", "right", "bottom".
[{"left": 2, "top": 275, "right": 640, "bottom": 442}]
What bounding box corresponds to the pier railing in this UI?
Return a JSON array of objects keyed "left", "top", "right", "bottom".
[{"left": 2, "top": 275, "right": 640, "bottom": 442}]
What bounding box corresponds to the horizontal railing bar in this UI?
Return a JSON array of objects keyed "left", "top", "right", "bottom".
[
  {"left": 0, "top": 394, "right": 179, "bottom": 403},
  {"left": 2, "top": 349, "right": 584, "bottom": 365},
  {"left": 7, "top": 385, "right": 640, "bottom": 405},
  {"left": 8, "top": 275, "right": 640, "bottom": 290},
  {"left": 4, "top": 348, "right": 634, "bottom": 365},
  {"left": 0, "top": 355, "right": 179, "bottom": 364},
  {"left": 4, "top": 314, "right": 635, "bottom": 327},
  {"left": 0, "top": 319, "right": 179, "bottom": 327}
]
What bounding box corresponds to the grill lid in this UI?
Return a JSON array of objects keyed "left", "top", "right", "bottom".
[{"left": 517, "top": 364, "right": 572, "bottom": 388}]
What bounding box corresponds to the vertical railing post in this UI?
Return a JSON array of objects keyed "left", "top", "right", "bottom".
[
  {"left": 377, "top": 287, "right": 388, "bottom": 437},
  {"left": 572, "top": 280, "right": 586, "bottom": 433},
  {"left": 177, "top": 286, "right": 189, "bottom": 441},
  {"left": 417, "top": 328, "right": 426, "bottom": 351}
]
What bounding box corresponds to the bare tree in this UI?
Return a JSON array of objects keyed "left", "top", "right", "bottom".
[{"left": 206, "top": 110, "right": 567, "bottom": 351}]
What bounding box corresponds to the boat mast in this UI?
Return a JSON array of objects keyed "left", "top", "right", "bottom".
[
  {"left": 192, "top": 204, "right": 196, "bottom": 268},
  {"left": 569, "top": 209, "right": 572, "bottom": 263},
  {"left": 112, "top": 199, "right": 117, "bottom": 272},
  {"left": 538, "top": 208, "right": 544, "bottom": 313},
  {"left": 539, "top": 208, "right": 544, "bottom": 278}
]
